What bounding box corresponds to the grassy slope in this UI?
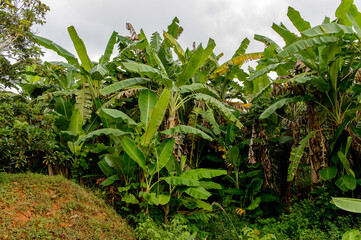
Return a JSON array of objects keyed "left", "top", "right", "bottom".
[{"left": 0, "top": 172, "right": 134, "bottom": 240}]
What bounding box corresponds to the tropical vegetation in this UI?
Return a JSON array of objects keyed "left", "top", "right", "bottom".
[{"left": 2, "top": 0, "right": 361, "bottom": 239}]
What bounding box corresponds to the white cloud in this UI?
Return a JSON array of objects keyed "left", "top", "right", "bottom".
[{"left": 38, "top": 0, "right": 360, "bottom": 63}]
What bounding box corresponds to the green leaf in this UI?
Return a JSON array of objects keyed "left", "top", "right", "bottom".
[
  {"left": 341, "top": 229, "right": 361, "bottom": 240},
  {"left": 122, "top": 62, "right": 170, "bottom": 86},
  {"left": 319, "top": 167, "right": 338, "bottom": 181},
  {"left": 272, "top": 23, "right": 298, "bottom": 45},
  {"left": 122, "top": 193, "right": 139, "bottom": 204},
  {"left": 287, "top": 131, "right": 316, "bottom": 181},
  {"left": 100, "top": 78, "right": 149, "bottom": 95},
  {"left": 76, "top": 128, "right": 132, "bottom": 144},
  {"left": 177, "top": 38, "right": 216, "bottom": 86},
  {"left": 32, "top": 35, "right": 79, "bottom": 66},
  {"left": 98, "top": 160, "right": 116, "bottom": 177},
  {"left": 260, "top": 98, "right": 291, "bottom": 119},
  {"left": 163, "top": 31, "right": 186, "bottom": 63},
  {"left": 101, "top": 31, "right": 118, "bottom": 63},
  {"left": 74, "top": 83, "right": 92, "bottom": 123},
  {"left": 335, "top": 175, "right": 357, "bottom": 191},
  {"left": 150, "top": 32, "right": 162, "bottom": 51},
  {"left": 199, "top": 181, "right": 222, "bottom": 190},
  {"left": 301, "top": 23, "right": 355, "bottom": 37},
  {"left": 139, "top": 89, "right": 158, "bottom": 127},
  {"left": 347, "top": 5, "right": 361, "bottom": 37},
  {"left": 67, "top": 26, "right": 93, "bottom": 72},
  {"left": 336, "top": 0, "right": 353, "bottom": 26},
  {"left": 179, "top": 83, "right": 219, "bottom": 98},
  {"left": 278, "top": 36, "right": 340, "bottom": 58},
  {"left": 338, "top": 151, "right": 354, "bottom": 176},
  {"left": 161, "top": 125, "right": 213, "bottom": 141},
  {"left": 184, "top": 186, "right": 212, "bottom": 200},
  {"left": 54, "top": 97, "right": 72, "bottom": 120},
  {"left": 163, "top": 176, "right": 200, "bottom": 187},
  {"left": 287, "top": 6, "right": 311, "bottom": 32},
  {"left": 98, "top": 108, "right": 137, "bottom": 127},
  {"left": 149, "top": 138, "right": 175, "bottom": 175},
  {"left": 248, "top": 62, "right": 285, "bottom": 82},
  {"left": 101, "top": 175, "right": 120, "bottom": 186},
  {"left": 180, "top": 168, "right": 227, "bottom": 180},
  {"left": 200, "top": 109, "right": 221, "bottom": 135},
  {"left": 68, "top": 108, "right": 84, "bottom": 136},
  {"left": 141, "top": 89, "right": 170, "bottom": 145},
  {"left": 333, "top": 197, "right": 361, "bottom": 213},
  {"left": 192, "top": 93, "right": 243, "bottom": 128},
  {"left": 254, "top": 34, "right": 282, "bottom": 52},
  {"left": 121, "top": 136, "right": 146, "bottom": 170},
  {"left": 225, "top": 146, "right": 240, "bottom": 167},
  {"left": 294, "top": 76, "right": 330, "bottom": 92},
  {"left": 248, "top": 196, "right": 262, "bottom": 210}
]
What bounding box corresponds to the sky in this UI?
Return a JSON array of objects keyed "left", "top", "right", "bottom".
[{"left": 36, "top": 0, "right": 360, "bottom": 64}]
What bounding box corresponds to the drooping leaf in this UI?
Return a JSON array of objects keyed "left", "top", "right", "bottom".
[
  {"left": 191, "top": 93, "right": 243, "bottom": 129},
  {"left": 161, "top": 125, "right": 213, "bottom": 141},
  {"left": 254, "top": 34, "right": 282, "bottom": 52},
  {"left": 287, "top": 131, "right": 316, "bottom": 181},
  {"left": 180, "top": 168, "right": 227, "bottom": 180},
  {"left": 139, "top": 89, "right": 158, "bottom": 127},
  {"left": 247, "top": 62, "right": 286, "bottom": 82},
  {"left": 278, "top": 36, "right": 340, "bottom": 58},
  {"left": 200, "top": 109, "right": 221, "bottom": 135},
  {"left": 141, "top": 89, "right": 170, "bottom": 145},
  {"left": 184, "top": 186, "right": 211, "bottom": 200},
  {"left": 121, "top": 136, "right": 146, "bottom": 170},
  {"left": 162, "top": 176, "right": 200, "bottom": 187},
  {"left": 101, "top": 175, "right": 120, "bottom": 186},
  {"left": 163, "top": 31, "right": 186, "bottom": 63},
  {"left": 199, "top": 181, "right": 222, "bottom": 190},
  {"left": 99, "top": 77, "right": 149, "bottom": 95},
  {"left": 333, "top": 197, "right": 361, "bottom": 213},
  {"left": 67, "top": 26, "right": 93, "bottom": 72},
  {"left": 179, "top": 83, "right": 219, "bottom": 98},
  {"left": 260, "top": 98, "right": 291, "bottom": 119},
  {"left": 76, "top": 128, "right": 132, "bottom": 144},
  {"left": 98, "top": 108, "right": 137, "bottom": 127},
  {"left": 32, "top": 35, "right": 79, "bottom": 66},
  {"left": 301, "top": 23, "right": 355, "bottom": 38}
]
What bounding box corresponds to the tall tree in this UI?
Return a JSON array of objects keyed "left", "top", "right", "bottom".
[{"left": 0, "top": 0, "right": 49, "bottom": 88}]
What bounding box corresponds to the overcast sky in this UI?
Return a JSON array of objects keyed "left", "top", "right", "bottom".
[{"left": 37, "top": 0, "right": 360, "bottom": 64}]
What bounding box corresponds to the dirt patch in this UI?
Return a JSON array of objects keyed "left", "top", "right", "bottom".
[{"left": 0, "top": 172, "right": 134, "bottom": 240}]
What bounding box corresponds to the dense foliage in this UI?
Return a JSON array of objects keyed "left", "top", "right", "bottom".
[
  {"left": 2, "top": 0, "right": 361, "bottom": 239},
  {"left": 0, "top": 0, "right": 49, "bottom": 88}
]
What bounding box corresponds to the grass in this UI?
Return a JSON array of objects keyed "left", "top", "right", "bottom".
[{"left": 0, "top": 172, "right": 134, "bottom": 240}]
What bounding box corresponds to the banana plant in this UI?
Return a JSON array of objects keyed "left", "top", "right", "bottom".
[
  {"left": 77, "top": 88, "right": 226, "bottom": 215},
  {"left": 250, "top": 1, "right": 361, "bottom": 188}
]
